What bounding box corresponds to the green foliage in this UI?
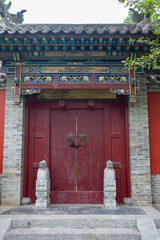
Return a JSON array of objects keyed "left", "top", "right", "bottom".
[
  {"left": 119, "top": 0, "right": 160, "bottom": 21},
  {"left": 119, "top": 0, "right": 160, "bottom": 70},
  {"left": 123, "top": 40, "right": 160, "bottom": 70},
  {"left": 0, "top": 0, "right": 12, "bottom": 9},
  {"left": 123, "top": 11, "right": 133, "bottom": 24}
]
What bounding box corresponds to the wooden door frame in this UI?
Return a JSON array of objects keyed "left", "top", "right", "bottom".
[{"left": 23, "top": 96, "right": 131, "bottom": 202}]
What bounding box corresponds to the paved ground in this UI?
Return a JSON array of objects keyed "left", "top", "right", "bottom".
[
  {"left": 1, "top": 204, "right": 146, "bottom": 215},
  {"left": 1, "top": 205, "right": 160, "bottom": 240}
]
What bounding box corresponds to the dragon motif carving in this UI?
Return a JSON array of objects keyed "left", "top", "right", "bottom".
[{"left": 0, "top": 2, "right": 26, "bottom": 25}]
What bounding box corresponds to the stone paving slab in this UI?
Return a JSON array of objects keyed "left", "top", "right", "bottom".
[{"left": 1, "top": 204, "right": 146, "bottom": 215}]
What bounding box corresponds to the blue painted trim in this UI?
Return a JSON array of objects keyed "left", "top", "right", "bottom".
[{"left": 6, "top": 66, "right": 15, "bottom": 74}]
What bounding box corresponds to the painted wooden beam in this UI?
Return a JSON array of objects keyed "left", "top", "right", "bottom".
[
  {"left": 62, "top": 38, "right": 66, "bottom": 44},
  {"left": 5, "top": 38, "right": 13, "bottom": 44},
  {"left": 71, "top": 38, "right": 75, "bottom": 44},
  {"left": 14, "top": 38, "right": 22, "bottom": 44},
  {"left": 81, "top": 38, "right": 85, "bottom": 44},
  {"left": 42, "top": 38, "right": 47, "bottom": 44},
  {"left": 37, "top": 89, "right": 117, "bottom": 100},
  {"left": 22, "top": 82, "right": 129, "bottom": 90},
  {"left": 44, "top": 46, "right": 50, "bottom": 51},
  {"left": 13, "top": 52, "right": 20, "bottom": 61},
  {"left": 127, "top": 39, "right": 132, "bottom": 44},
  {"left": 0, "top": 39, "right": 5, "bottom": 44},
  {"left": 9, "top": 46, "right": 14, "bottom": 51},
  {"left": 99, "top": 38, "right": 103, "bottom": 44},
  {"left": 24, "top": 38, "right": 30, "bottom": 44},
  {"left": 118, "top": 38, "right": 123, "bottom": 44},
  {"left": 108, "top": 38, "right": 112, "bottom": 44},
  {"left": 33, "top": 38, "right": 39, "bottom": 44},
  {"left": 90, "top": 37, "right": 94, "bottom": 44},
  {"left": 27, "top": 46, "right": 32, "bottom": 51},
  {"left": 1, "top": 46, "right": 6, "bottom": 50},
  {"left": 52, "top": 38, "right": 57, "bottom": 44},
  {"left": 18, "top": 46, "right": 23, "bottom": 51},
  {"left": 35, "top": 46, "right": 41, "bottom": 51}
]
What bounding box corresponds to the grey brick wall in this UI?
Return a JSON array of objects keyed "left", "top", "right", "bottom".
[
  {"left": 129, "top": 75, "right": 152, "bottom": 206},
  {"left": 1, "top": 75, "right": 25, "bottom": 206},
  {"left": 151, "top": 175, "right": 160, "bottom": 203}
]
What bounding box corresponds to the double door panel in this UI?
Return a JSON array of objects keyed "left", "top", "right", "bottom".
[
  {"left": 24, "top": 99, "right": 130, "bottom": 204},
  {"left": 50, "top": 109, "right": 104, "bottom": 203}
]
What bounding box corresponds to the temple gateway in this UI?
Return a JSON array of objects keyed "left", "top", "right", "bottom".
[{"left": 0, "top": 5, "right": 159, "bottom": 206}]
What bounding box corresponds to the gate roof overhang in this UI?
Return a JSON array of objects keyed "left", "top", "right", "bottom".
[
  {"left": 0, "top": 23, "right": 156, "bottom": 62},
  {"left": 0, "top": 23, "right": 157, "bottom": 104}
]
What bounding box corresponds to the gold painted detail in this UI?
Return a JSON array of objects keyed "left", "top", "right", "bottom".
[
  {"left": 59, "top": 75, "right": 91, "bottom": 83},
  {"left": 23, "top": 66, "right": 42, "bottom": 73},
  {"left": 97, "top": 75, "right": 128, "bottom": 83},
  {"left": 21, "top": 65, "right": 128, "bottom": 74},
  {"left": 45, "top": 51, "right": 107, "bottom": 57},
  {"left": 22, "top": 75, "right": 54, "bottom": 83},
  {"left": 109, "top": 89, "right": 129, "bottom": 95},
  {"left": 11, "top": 78, "right": 15, "bottom": 93},
  {"left": 41, "top": 66, "right": 110, "bottom": 73},
  {"left": 21, "top": 89, "right": 41, "bottom": 95},
  {"left": 110, "top": 66, "right": 128, "bottom": 74}
]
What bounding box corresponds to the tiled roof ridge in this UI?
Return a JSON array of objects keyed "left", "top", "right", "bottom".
[{"left": 0, "top": 23, "right": 155, "bottom": 35}]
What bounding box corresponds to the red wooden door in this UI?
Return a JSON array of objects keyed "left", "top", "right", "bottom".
[
  {"left": 24, "top": 98, "right": 130, "bottom": 204},
  {"left": 50, "top": 109, "right": 104, "bottom": 203}
]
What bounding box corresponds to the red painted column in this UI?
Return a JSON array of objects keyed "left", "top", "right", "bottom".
[
  {"left": 0, "top": 90, "right": 6, "bottom": 173},
  {"left": 148, "top": 92, "right": 160, "bottom": 174}
]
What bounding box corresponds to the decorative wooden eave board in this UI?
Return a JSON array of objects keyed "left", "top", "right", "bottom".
[
  {"left": 0, "top": 31, "right": 155, "bottom": 56},
  {"left": 37, "top": 89, "right": 117, "bottom": 100},
  {"left": 0, "top": 35, "right": 153, "bottom": 48},
  {"left": 5, "top": 62, "right": 144, "bottom": 74},
  {"left": 11, "top": 63, "right": 137, "bottom": 104}
]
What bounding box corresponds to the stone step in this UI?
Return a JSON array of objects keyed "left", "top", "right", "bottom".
[
  {"left": 11, "top": 217, "right": 137, "bottom": 229},
  {"left": 5, "top": 227, "right": 141, "bottom": 240},
  {"left": 157, "top": 229, "right": 160, "bottom": 235}
]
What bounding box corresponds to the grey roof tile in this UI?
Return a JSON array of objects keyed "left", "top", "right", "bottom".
[{"left": 0, "top": 23, "right": 155, "bottom": 35}]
